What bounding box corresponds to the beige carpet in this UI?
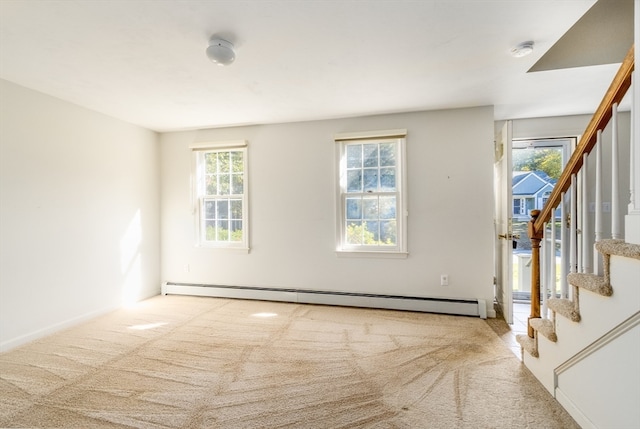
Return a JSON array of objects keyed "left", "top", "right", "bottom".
[{"left": 0, "top": 295, "right": 578, "bottom": 428}]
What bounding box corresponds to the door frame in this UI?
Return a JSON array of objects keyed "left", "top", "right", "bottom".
[{"left": 494, "top": 121, "right": 513, "bottom": 324}]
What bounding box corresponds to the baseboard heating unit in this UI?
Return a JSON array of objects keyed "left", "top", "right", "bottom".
[{"left": 162, "top": 283, "right": 487, "bottom": 319}]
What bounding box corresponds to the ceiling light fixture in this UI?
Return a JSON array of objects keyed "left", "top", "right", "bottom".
[
  {"left": 510, "top": 41, "right": 534, "bottom": 58},
  {"left": 206, "top": 37, "right": 236, "bottom": 66}
]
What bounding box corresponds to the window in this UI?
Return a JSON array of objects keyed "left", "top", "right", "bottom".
[
  {"left": 526, "top": 197, "right": 535, "bottom": 213},
  {"left": 335, "top": 129, "right": 407, "bottom": 255},
  {"left": 192, "top": 140, "right": 248, "bottom": 251},
  {"left": 542, "top": 191, "right": 551, "bottom": 208},
  {"left": 513, "top": 198, "right": 522, "bottom": 215}
]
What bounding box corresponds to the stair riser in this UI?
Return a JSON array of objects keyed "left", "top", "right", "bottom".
[{"left": 523, "top": 255, "right": 640, "bottom": 394}]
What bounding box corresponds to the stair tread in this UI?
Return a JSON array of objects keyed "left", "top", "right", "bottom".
[
  {"left": 567, "top": 273, "right": 613, "bottom": 296},
  {"left": 595, "top": 239, "right": 640, "bottom": 260},
  {"left": 548, "top": 298, "right": 581, "bottom": 322},
  {"left": 516, "top": 334, "right": 538, "bottom": 357},
  {"left": 529, "top": 318, "right": 557, "bottom": 342}
]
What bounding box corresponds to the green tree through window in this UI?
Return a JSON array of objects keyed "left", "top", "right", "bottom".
[{"left": 512, "top": 148, "right": 562, "bottom": 179}]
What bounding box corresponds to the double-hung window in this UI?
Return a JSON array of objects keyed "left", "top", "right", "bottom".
[
  {"left": 191, "top": 140, "right": 249, "bottom": 251},
  {"left": 335, "top": 129, "right": 407, "bottom": 256}
]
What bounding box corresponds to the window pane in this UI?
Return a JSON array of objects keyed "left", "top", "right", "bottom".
[
  {"left": 363, "top": 169, "right": 378, "bottom": 192},
  {"left": 380, "top": 168, "right": 396, "bottom": 191},
  {"left": 230, "top": 220, "right": 243, "bottom": 242},
  {"left": 205, "top": 153, "right": 218, "bottom": 174},
  {"left": 218, "top": 152, "right": 230, "bottom": 173},
  {"left": 205, "top": 200, "right": 216, "bottom": 219},
  {"left": 217, "top": 200, "right": 229, "bottom": 220},
  {"left": 206, "top": 175, "right": 217, "bottom": 195},
  {"left": 379, "top": 196, "right": 396, "bottom": 219},
  {"left": 363, "top": 197, "right": 378, "bottom": 220},
  {"left": 366, "top": 221, "right": 380, "bottom": 242},
  {"left": 347, "top": 170, "right": 362, "bottom": 192},
  {"left": 379, "top": 143, "right": 395, "bottom": 167},
  {"left": 363, "top": 144, "right": 378, "bottom": 167},
  {"left": 380, "top": 220, "right": 397, "bottom": 245},
  {"left": 346, "top": 197, "right": 361, "bottom": 220},
  {"left": 217, "top": 220, "right": 229, "bottom": 240},
  {"left": 231, "top": 199, "right": 243, "bottom": 219},
  {"left": 205, "top": 221, "right": 216, "bottom": 241},
  {"left": 231, "top": 151, "right": 243, "bottom": 173},
  {"left": 526, "top": 198, "right": 535, "bottom": 210},
  {"left": 346, "top": 221, "right": 363, "bottom": 244},
  {"left": 232, "top": 174, "right": 243, "bottom": 194},
  {"left": 346, "top": 145, "right": 362, "bottom": 168},
  {"left": 219, "top": 174, "right": 230, "bottom": 195}
]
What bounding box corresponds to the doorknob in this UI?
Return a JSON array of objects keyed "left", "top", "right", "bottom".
[{"left": 498, "top": 233, "right": 520, "bottom": 240}]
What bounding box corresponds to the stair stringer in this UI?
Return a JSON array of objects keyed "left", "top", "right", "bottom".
[{"left": 522, "top": 253, "right": 640, "bottom": 394}]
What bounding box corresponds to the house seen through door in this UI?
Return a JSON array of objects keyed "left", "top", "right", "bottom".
[{"left": 510, "top": 138, "right": 572, "bottom": 302}]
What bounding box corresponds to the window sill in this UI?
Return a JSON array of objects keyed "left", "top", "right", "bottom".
[
  {"left": 335, "top": 250, "right": 408, "bottom": 259},
  {"left": 196, "top": 246, "right": 250, "bottom": 254}
]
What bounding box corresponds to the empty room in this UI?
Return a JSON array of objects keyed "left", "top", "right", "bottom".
[{"left": 1, "top": 1, "right": 639, "bottom": 428}]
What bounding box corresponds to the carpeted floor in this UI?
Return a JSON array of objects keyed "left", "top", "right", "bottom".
[{"left": 0, "top": 295, "right": 578, "bottom": 428}]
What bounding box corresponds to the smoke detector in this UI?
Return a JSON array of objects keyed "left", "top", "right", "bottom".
[
  {"left": 206, "top": 38, "right": 236, "bottom": 66},
  {"left": 510, "top": 41, "right": 534, "bottom": 58}
]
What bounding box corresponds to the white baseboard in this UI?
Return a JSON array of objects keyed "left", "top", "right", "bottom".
[
  {"left": 0, "top": 304, "right": 119, "bottom": 353},
  {"left": 555, "top": 388, "right": 597, "bottom": 429},
  {"left": 163, "top": 283, "right": 485, "bottom": 318}
]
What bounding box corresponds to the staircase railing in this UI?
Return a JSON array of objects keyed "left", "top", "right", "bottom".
[{"left": 526, "top": 45, "right": 635, "bottom": 337}]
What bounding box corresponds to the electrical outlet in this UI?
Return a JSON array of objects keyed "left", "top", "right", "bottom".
[
  {"left": 440, "top": 274, "right": 449, "bottom": 286},
  {"left": 184, "top": 264, "right": 190, "bottom": 273}
]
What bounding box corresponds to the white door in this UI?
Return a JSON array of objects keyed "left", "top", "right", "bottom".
[{"left": 494, "top": 121, "right": 513, "bottom": 324}]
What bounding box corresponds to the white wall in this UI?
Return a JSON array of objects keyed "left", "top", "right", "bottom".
[
  {"left": 0, "top": 79, "right": 161, "bottom": 351},
  {"left": 160, "top": 106, "right": 495, "bottom": 314}
]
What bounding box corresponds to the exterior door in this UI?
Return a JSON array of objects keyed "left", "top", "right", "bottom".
[
  {"left": 494, "top": 121, "right": 513, "bottom": 324},
  {"left": 511, "top": 138, "right": 572, "bottom": 300}
]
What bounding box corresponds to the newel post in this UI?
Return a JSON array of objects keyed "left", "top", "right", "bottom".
[{"left": 527, "top": 209, "right": 543, "bottom": 338}]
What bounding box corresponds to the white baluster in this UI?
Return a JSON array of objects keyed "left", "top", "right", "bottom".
[
  {"left": 594, "top": 130, "right": 603, "bottom": 275},
  {"left": 570, "top": 174, "right": 578, "bottom": 281},
  {"left": 560, "top": 192, "right": 568, "bottom": 298},
  {"left": 630, "top": 72, "right": 636, "bottom": 212},
  {"left": 550, "top": 206, "right": 557, "bottom": 299},
  {"left": 582, "top": 153, "right": 591, "bottom": 273},
  {"left": 612, "top": 102, "right": 621, "bottom": 239},
  {"left": 541, "top": 222, "right": 548, "bottom": 319},
  {"left": 576, "top": 168, "right": 583, "bottom": 272}
]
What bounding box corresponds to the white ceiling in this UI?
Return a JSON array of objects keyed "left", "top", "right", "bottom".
[{"left": 0, "top": 0, "right": 629, "bottom": 133}]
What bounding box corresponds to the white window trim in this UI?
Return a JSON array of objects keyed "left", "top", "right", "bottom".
[
  {"left": 189, "top": 140, "right": 247, "bottom": 150},
  {"left": 334, "top": 130, "right": 408, "bottom": 258},
  {"left": 191, "top": 140, "right": 250, "bottom": 253}
]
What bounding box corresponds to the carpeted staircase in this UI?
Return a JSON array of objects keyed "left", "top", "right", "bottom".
[
  {"left": 516, "top": 238, "right": 640, "bottom": 359},
  {"left": 514, "top": 238, "right": 640, "bottom": 428}
]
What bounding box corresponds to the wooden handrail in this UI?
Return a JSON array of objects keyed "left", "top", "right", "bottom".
[
  {"left": 526, "top": 44, "right": 634, "bottom": 338},
  {"left": 533, "top": 44, "right": 635, "bottom": 235}
]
